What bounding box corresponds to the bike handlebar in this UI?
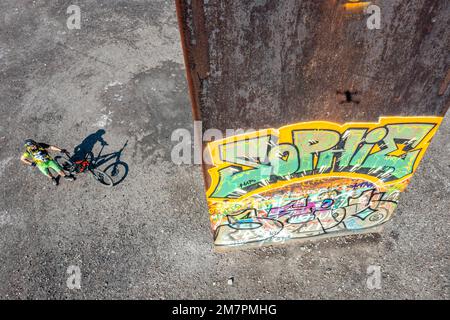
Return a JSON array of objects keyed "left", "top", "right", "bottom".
[{"left": 61, "top": 151, "right": 71, "bottom": 158}]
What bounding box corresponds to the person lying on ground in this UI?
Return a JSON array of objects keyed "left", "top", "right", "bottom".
[{"left": 20, "top": 139, "right": 75, "bottom": 186}]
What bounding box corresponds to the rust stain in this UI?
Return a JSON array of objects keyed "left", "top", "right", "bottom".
[
  {"left": 176, "top": 0, "right": 211, "bottom": 188},
  {"left": 175, "top": 0, "right": 210, "bottom": 120},
  {"left": 191, "top": 0, "right": 210, "bottom": 79},
  {"left": 175, "top": 0, "right": 201, "bottom": 121}
]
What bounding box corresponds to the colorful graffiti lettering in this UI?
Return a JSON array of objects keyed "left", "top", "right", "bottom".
[{"left": 206, "top": 117, "right": 442, "bottom": 248}]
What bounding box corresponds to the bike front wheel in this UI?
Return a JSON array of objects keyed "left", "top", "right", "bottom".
[{"left": 90, "top": 168, "right": 114, "bottom": 187}]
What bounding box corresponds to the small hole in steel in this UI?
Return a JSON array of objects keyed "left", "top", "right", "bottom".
[{"left": 337, "top": 90, "right": 360, "bottom": 104}]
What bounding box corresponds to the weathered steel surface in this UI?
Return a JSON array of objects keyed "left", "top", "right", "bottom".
[
  {"left": 178, "top": 0, "right": 449, "bottom": 130},
  {"left": 176, "top": 0, "right": 450, "bottom": 249}
]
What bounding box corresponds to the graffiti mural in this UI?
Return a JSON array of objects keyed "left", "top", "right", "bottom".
[{"left": 206, "top": 117, "right": 442, "bottom": 248}]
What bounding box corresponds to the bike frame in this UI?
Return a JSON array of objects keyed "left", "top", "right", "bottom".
[{"left": 73, "top": 158, "right": 91, "bottom": 173}]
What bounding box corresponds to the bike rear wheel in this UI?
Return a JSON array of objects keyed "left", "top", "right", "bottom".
[
  {"left": 54, "top": 155, "right": 75, "bottom": 175},
  {"left": 90, "top": 168, "right": 114, "bottom": 187}
]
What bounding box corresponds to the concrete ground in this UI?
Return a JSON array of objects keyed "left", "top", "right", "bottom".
[{"left": 0, "top": 0, "right": 448, "bottom": 299}]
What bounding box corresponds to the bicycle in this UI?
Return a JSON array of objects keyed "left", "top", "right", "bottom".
[{"left": 55, "top": 151, "right": 114, "bottom": 187}]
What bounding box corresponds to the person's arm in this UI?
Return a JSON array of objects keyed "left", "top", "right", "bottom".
[
  {"left": 49, "top": 145, "right": 67, "bottom": 153},
  {"left": 20, "top": 154, "right": 35, "bottom": 166},
  {"left": 49, "top": 145, "right": 62, "bottom": 152}
]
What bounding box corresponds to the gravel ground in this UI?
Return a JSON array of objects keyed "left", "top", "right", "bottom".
[{"left": 0, "top": 0, "right": 448, "bottom": 299}]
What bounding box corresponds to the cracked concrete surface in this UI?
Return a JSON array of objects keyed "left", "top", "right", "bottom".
[{"left": 0, "top": 0, "right": 448, "bottom": 299}]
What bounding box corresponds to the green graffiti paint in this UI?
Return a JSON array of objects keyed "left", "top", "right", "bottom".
[{"left": 208, "top": 118, "right": 440, "bottom": 200}]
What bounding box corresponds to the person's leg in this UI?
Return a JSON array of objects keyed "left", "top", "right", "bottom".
[
  {"left": 48, "top": 160, "right": 74, "bottom": 181},
  {"left": 37, "top": 162, "right": 58, "bottom": 185},
  {"left": 48, "top": 160, "right": 66, "bottom": 177},
  {"left": 37, "top": 163, "right": 53, "bottom": 179}
]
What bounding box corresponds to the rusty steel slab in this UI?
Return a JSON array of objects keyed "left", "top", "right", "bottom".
[{"left": 176, "top": 0, "right": 450, "bottom": 250}]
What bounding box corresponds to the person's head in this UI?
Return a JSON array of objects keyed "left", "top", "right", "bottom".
[{"left": 24, "top": 139, "right": 38, "bottom": 151}]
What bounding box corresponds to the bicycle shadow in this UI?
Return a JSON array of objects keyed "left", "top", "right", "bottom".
[
  {"left": 71, "top": 130, "right": 129, "bottom": 186},
  {"left": 93, "top": 141, "right": 129, "bottom": 186}
]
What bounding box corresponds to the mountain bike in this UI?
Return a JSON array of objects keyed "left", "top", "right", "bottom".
[{"left": 55, "top": 151, "right": 114, "bottom": 187}]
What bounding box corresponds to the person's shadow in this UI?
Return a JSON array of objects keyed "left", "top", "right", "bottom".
[
  {"left": 71, "top": 129, "right": 129, "bottom": 186},
  {"left": 72, "top": 129, "right": 108, "bottom": 161}
]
